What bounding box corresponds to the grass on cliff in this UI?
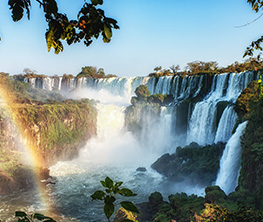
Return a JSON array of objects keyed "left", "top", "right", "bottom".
[{"left": 0, "top": 72, "right": 97, "bottom": 177}]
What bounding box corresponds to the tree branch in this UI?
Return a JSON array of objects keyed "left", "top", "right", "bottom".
[{"left": 235, "top": 12, "right": 263, "bottom": 28}]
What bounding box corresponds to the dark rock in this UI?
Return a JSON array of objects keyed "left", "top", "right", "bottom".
[
  {"left": 151, "top": 143, "right": 225, "bottom": 186},
  {"left": 136, "top": 167, "right": 147, "bottom": 172}
]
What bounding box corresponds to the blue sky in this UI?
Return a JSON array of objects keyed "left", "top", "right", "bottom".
[{"left": 0, "top": 0, "right": 263, "bottom": 77}]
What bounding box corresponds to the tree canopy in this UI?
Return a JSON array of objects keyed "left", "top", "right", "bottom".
[
  {"left": 6, "top": 0, "right": 119, "bottom": 54},
  {"left": 245, "top": 0, "right": 263, "bottom": 57}
]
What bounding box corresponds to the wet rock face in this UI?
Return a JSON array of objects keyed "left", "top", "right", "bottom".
[
  {"left": 0, "top": 167, "right": 52, "bottom": 195},
  {"left": 0, "top": 171, "right": 16, "bottom": 194},
  {"left": 0, "top": 168, "right": 34, "bottom": 194},
  {"left": 151, "top": 142, "right": 225, "bottom": 187}
]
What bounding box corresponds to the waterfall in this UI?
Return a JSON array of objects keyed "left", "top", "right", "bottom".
[
  {"left": 48, "top": 93, "right": 170, "bottom": 221},
  {"left": 215, "top": 121, "right": 248, "bottom": 195},
  {"left": 24, "top": 71, "right": 256, "bottom": 147},
  {"left": 6, "top": 71, "right": 257, "bottom": 221},
  {"left": 214, "top": 105, "right": 237, "bottom": 143},
  {"left": 187, "top": 72, "right": 253, "bottom": 145}
]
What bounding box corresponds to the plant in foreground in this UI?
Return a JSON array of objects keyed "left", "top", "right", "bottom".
[
  {"left": 91, "top": 176, "right": 139, "bottom": 222},
  {"left": 15, "top": 211, "right": 56, "bottom": 222}
]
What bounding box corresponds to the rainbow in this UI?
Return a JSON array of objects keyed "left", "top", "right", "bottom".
[{"left": 0, "top": 77, "right": 57, "bottom": 218}]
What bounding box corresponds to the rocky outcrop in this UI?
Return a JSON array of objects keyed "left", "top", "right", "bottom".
[{"left": 151, "top": 142, "right": 225, "bottom": 186}]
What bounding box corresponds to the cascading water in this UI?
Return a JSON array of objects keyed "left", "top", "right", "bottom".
[
  {"left": 48, "top": 94, "right": 170, "bottom": 221},
  {"left": 214, "top": 105, "right": 237, "bottom": 143},
  {"left": 215, "top": 121, "right": 248, "bottom": 195},
  {"left": 187, "top": 71, "right": 254, "bottom": 145},
  {"left": 17, "top": 71, "right": 258, "bottom": 220}
]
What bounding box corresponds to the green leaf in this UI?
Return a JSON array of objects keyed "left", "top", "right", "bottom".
[
  {"left": 118, "top": 188, "right": 137, "bottom": 197},
  {"left": 104, "top": 203, "right": 114, "bottom": 219},
  {"left": 33, "top": 213, "right": 56, "bottom": 221},
  {"left": 115, "top": 181, "right": 123, "bottom": 187},
  {"left": 91, "top": 190, "right": 105, "bottom": 200},
  {"left": 121, "top": 201, "right": 139, "bottom": 214},
  {"left": 91, "top": 0, "right": 103, "bottom": 6},
  {"left": 105, "top": 176, "right": 113, "bottom": 188},
  {"left": 113, "top": 181, "right": 122, "bottom": 193},
  {"left": 104, "top": 195, "right": 116, "bottom": 205},
  {"left": 104, "top": 24, "right": 112, "bottom": 39},
  {"left": 100, "top": 180, "right": 107, "bottom": 187},
  {"left": 33, "top": 213, "right": 46, "bottom": 220},
  {"left": 15, "top": 211, "right": 27, "bottom": 217},
  {"left": 122, "top": 219, "right": 135, "bottom": 222}
]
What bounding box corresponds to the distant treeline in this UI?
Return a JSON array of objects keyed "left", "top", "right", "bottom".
[
  {"left": 149, "top": 58, "right": 263, "bottom": 77},
  {"left": 8, "top": 59, "right": 263, "bottom": 80},
  {"left": 12, "top": 66, "right": 117, "bottom": 80}
]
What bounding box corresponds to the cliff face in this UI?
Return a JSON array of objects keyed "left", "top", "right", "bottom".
[
  {"left": 14, "top": 101, "right": 97, "bottom": 167},
  {"left": 0, "top": 101, "right": 97, "bottom": 194},
  {"left": 0, "top": 109, "right": 34, "bottom": 194},
  {"left": 0, "top": 74, "right": 98, "bottom": 194}
]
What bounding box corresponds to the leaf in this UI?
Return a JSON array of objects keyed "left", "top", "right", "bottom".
[
  {"left": 104, "top": 24, "right": 112, "bottom": 39},
  {"left": 115, "top": 181, "right": 123, "bottom": 187},
  {"left": 33, "top": 213, "right": 46, "bottom": 220},
  {"left": 118, "top": 188, "right": 137, "bottom": 197},
  {"left": 122, "top": 219, "right": 135, "bottom": 222},
  {"left": 11, "top": 4, "right": 24, "bottom": 21},
  {"left": 104, "top": 203, "right": 114, "bottom": 219},
  {"left": 91, "top": 190, "right": 105, "bottom": 200},
  {"left": 91, "top": 0, "right": 103, "bottom": 6},
  {"left": 34, "top": 213, "right": 56, "bottom": 221},
  {"left": 103, "top": 36, "right": 110, "bottom": 43},
  {"left": 8, "top": 0, "right": 31, "bottom": 21},
  {"left": 104, "top": 195, "right": 116, "bottom": 205},
  {"left": 121, "top": 201, "right": 139, "bottom": 214},
  {"left": 100, "top": 180, "right": 107, "bottom": 187},
  {"left": 15, "top": 211, "right": 27, "bottom": 217},
  {"left": 43, "top": 0, "right": 58, "bottom": 14},
  {"left": 105, "top": 176, "right": 113, "bottom": 188}
]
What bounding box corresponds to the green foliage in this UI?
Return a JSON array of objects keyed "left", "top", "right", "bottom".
[
  {"left": 232, "top": 78, "right": 263, "bottom": 208},
  {"left": 238, "top": 98, "right": 263, "bottom": 199},
  {"left": 76, "top": 66, "right": 117, "bottom": 78},
  {"left": 258, "top": 73, "right": 263, "bottom": 98},
  {"left": 91, "top": 176, "right": 138, "bottom": 222},
  {"left": 15, "top": 211, "right": 56, "bottom": 222},
  {"left": 6, "top": 0, "right": 119, "bottom": 54},
  {"left": 149, "top": 60, "right": 263, "bottom": 77},
  {"left": 194, "top": 203, "right": 263, "bottom": 222},
  {"left": 134, "top": 85, "right": 151, "bottom": 100},
  {"left": 148, "top": 94, "right": 164, "bottom": 104},
  {"left": 205, "top": 186, "right": 227, "bottom": 206},
  {"left": 132, "top": 85, "right": 173, "bottom": 106},
  {"left": 141, "top": 192, "right": 204, "bottom": 222},
  {"left": 15, "top": 99, "right": 97, "bottom": 151},
  {"left": 235, "top": 80, "right": 261, "bottom": 119},
  {"left": 185, "top": 61, "right": 218, "bottom": 75}
]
